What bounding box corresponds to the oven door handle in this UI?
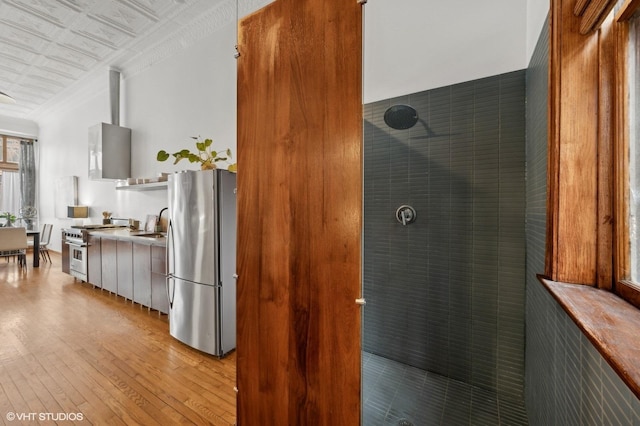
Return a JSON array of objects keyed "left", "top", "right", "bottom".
[{"left": 65, "top": 241, "right": 88, "bottom": 248}]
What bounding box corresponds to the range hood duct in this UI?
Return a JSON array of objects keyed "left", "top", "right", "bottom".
[
  {"left": 109, "top": 69, "right": 120, "bottom": 126},
  {"left": 89, "top": 69, "right": 131, "bottom": 180}
]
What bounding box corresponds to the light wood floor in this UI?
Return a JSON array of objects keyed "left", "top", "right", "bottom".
[{"left": 0, "top": 252, "right": 236, "bottom": 425}]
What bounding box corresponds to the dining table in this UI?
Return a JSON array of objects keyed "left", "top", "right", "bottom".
[{"left": 26, "top": 228, "right": 40, "bottom": 267}]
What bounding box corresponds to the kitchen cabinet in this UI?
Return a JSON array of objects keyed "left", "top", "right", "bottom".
[
  {"left": 88, "top": 229, "right": 166, "bottom": 313},
  {"left": 61, "top": 230, "right": 70, "bottom": 274},
  {"left": 101, "top": 238, "right": 118, "bottom": 294},
  {"left": 117, "top": 240, "right": 133, "bottom": 301},
  {"left": 150, "top": 245, "right": 168, "bottom": 314},
  {"left": 87, "top": 234, "right": 102, "bottom": 288},
  {"left": 133, "top": 242, "right": 152, "bottom": 307}
]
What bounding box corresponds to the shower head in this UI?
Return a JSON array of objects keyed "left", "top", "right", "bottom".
[{"left": 384, "top": 104, "right": 418, "bottom": 130}]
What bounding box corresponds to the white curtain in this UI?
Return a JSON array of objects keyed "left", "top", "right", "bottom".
[
  {"left": 19, "top": 140, "right": 38, "bottom": 218},
  {"left": 0, "top": 171, "right": 21, "bottom": 215}
]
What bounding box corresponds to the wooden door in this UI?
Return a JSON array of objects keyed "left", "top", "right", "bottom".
[{"left": 236, "top": 0, "right": 363, "bottom": 424}]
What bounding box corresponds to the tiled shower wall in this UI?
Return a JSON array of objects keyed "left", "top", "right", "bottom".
[
  {"left": 525, "top": 14, "right": 640, "bottom": 424},
  {"left": 363, "top": 70, "right": 526, "bottom": 400}
]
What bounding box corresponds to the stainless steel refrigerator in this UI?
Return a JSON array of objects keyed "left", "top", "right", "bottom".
[{"left": 167, "top": 169, "right": 236, "bottom": 357}]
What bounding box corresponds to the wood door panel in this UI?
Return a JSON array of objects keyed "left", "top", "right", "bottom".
[
  {"left": 237, "top": 3, "right": 290, "bottom": 424},
  {"left": 237, "top": 0, "right": 362, "bottom": 424}
]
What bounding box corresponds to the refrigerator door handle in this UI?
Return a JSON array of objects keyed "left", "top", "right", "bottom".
[
  {"left": 166, "top": 275, "right": 175, "bottom": 308},
  {"left": 167, "top": 218, "right": 174, "bottom": 275},
  {"left": 166, "top": 219, "right": 176, "bottom": 308}
]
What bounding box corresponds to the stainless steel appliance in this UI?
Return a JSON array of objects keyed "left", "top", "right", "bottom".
[
  {"left": 167, "top": 169, "right": 236, "bottom": 357},
  {"left": 62, "top": 228, "right": 88, "bottom": 281},
  {"left": 89, "top": 70, "right": 131, "bottom": 181},
  {"left": 62, "top": 224, "right": 126, "bottom": 281},
  {"left": 88, "top": 122, "right": 131, "bottom": 180}
]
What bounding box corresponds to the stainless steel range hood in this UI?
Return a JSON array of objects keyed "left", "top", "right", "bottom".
[{"left": 89, "top": 69, "right": 131, "bottom": 180}]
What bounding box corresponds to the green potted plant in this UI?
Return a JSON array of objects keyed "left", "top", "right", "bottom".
[
  {"left": 1, "top": 212, "right": 16, "bottom": 227},
  {"left": 157, "top": 136, "right": 237, "bottom": 172}
]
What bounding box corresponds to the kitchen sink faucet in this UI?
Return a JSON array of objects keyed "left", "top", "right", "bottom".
[{"left": 157, "top": 207, "right": 168, "bottom": 232}]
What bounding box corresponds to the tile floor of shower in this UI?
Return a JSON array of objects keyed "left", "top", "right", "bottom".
[{"left": 362, "top": 352, "right": 529, "bottom": 426}]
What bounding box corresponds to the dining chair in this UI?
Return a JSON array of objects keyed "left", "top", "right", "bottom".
[
  {"left": 27, "top": 223, "right": 53, "bottom": 263},
  {"left": 0, "top": 227, "right": 28, "bottom": 268},
  {"left": 39, "top": 223, "right": 53, "bottom": 263}
]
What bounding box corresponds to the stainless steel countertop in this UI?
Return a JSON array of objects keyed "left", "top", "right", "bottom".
[{"left": 88, "top": 228, "right": 166, "bottom": 246}]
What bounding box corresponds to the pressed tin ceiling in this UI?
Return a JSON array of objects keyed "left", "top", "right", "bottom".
[{"left": 0, "top": 0, "right": 270, "bottom": 121}]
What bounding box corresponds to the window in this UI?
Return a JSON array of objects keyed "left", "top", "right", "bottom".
[
  {"left": 0, "top": 135, "right": 20, "bottom": 170},
  {"left": 0, "top": 134, "right": 33, "bottom": 217},
  {"left": 628, "top": 13, "right": 640, "bottom": 283},
  {"left": 614, "top": 2, "right": 640, "bottom": 307}
]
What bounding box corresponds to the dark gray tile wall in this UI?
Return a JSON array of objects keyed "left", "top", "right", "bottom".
[
  {"left": 526, "top": 278, "right": 640, "bottom": 425},
  {"left": 363, "top": 70, "right": 526, "bottom": 401},
  {"left": 525, "top": 13, "right": 640, "bottom": 424}
]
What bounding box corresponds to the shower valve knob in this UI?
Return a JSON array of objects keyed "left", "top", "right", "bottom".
[{"left": 396, "top": 205, "right": 417, "bottom": 225}]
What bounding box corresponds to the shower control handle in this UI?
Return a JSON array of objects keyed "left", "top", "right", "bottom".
[{"left": 396, "top": 205, "right": 416, "bottom": 225}]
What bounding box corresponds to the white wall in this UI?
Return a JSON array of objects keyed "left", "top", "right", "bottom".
[
  {"left": 126, "top": 27, "right": 237, "bottom": 179},
  {"left": 37, "top": 23, "right": 237, "bottom": 252},
  {"left": 37, "top": 91, "right": 113, "bottom": 249},
  {"left": 527, "top": 0, "right": 550, "bottom": 63},
  {"left": 363, "top": 0, "right": 529, "bottom": 103}
]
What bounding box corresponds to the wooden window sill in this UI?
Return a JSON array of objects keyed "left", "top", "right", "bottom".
[{"left": 538, "top": 275, "right": 640, "bottom": 399}]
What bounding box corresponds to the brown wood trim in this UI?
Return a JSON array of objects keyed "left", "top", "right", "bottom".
[
  {"left": 616, "top": 0, "right": 640, "bottom": 22},
  {"left": 548, "top": 0, "right": 618, "bottom": 285},
  {"left": 538, "top": 275, "right": 640, "bottom": 400},
  {"left": 579, "top": 0, "right": 616, "bottom": 34},
  {"left": 575, "top": 0, "right": 590, "bottom": 16},
  {"left": 597, "top": 12, "right": 615, "bottom": 290},
  {"left": 614, "top": 17, "right": 631, "bottom": 283},
  {"left": 0, "top": 163, "right": 19, "bottom": 171},
  {"left": 554, "top": 0, "right": 599, "bottom": 284},
  {"left": 617, "top": 280, "right": 640, "bottom": 308},
  {"left": 546, "top": 0, "right": 561, "bottom": 279}
]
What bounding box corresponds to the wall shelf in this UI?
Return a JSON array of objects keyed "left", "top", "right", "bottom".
[{"left": 116, "top": 181, "right": 167, "bottom": 191}]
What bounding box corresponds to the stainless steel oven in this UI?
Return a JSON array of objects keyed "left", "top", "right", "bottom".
[{"left": 64, "top": 231, "right": 88, "bottom": 281}]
